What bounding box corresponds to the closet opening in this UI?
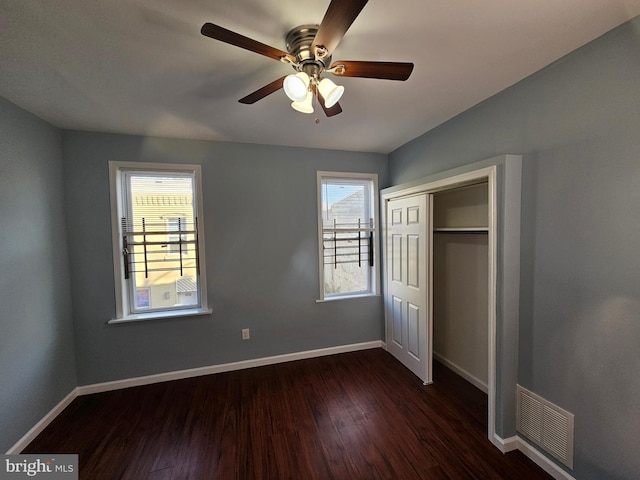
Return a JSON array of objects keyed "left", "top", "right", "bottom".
[
  {"left": 432, "top": 181, "right": 490, "bottom": 427},
  {"left": 432, "top": 182, "right": 489, "bottom": 393}
]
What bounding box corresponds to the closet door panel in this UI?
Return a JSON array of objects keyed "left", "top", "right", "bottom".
[
  {"left": 407, "top": 234, "right": 420, "bottom": 288},
  {"left": 392, "top": 296, "right": 403, "bottom": 347},
  {"left": 407, "top": 302, "right": 420, "bottom": 359},
  {"left": 385, "top": 193, "right": 431, "bottom": 384}
]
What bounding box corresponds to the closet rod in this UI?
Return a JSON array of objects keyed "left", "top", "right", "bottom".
[{"left": 433, "top": 227, "right": 489, "bottom": 233}]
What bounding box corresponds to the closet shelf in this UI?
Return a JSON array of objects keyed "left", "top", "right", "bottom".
[{"left": 434, "top": 227, "right": 489, "bottom": 233}]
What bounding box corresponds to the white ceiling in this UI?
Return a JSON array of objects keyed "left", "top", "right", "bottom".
[{"left": 2, "top": 0, "right": 640, "bottom": 154}]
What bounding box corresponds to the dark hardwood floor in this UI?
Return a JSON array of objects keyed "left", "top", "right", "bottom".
[{"left": 24, "top": 348, "right": 551, "bottom": 479}]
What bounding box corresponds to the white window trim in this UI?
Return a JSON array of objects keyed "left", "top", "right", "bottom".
[
  {"left": 316, "top": 171, "right": 380, "bottom": 302},
  {"left": 108, "top": 161, "right": 211, "bottom": 323}
]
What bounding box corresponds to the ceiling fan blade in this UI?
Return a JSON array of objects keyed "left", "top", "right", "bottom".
[
  {"left": 312, "top": 85, "right": 343, "bottom": 117},
  {"left": 201, "top": 23, "right": 296, "bottom": 63},
  {"left": 311, "top": 0, "right": 368, "bottom": 57},
  {"left": 330, "top": 61, "right": 414, "bottom": 80},
  {"left": 322, "top": 100, "right": 343, "bottom": 117},
  {"left": 238, "top": 76, "right": 287, "bottom": 104}
]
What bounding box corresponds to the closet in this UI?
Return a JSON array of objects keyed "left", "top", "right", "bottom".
[{"left": 433, "top": 182, "right": 489, "bottom": 393}]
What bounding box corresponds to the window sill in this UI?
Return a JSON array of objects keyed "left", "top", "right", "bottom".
[
  {"left": 108, "top": 308, "right": 213, "bottom": 325},
  {"left": 316, "top": 294, "right": 380, "bottom": 303}
]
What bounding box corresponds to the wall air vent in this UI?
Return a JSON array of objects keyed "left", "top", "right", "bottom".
[{"left": 517, "top": 385, "right": 574, "bottom": 469}]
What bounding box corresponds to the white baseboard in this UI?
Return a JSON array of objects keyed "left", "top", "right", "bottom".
[
  {"left": 517, "top": 437, "right": 576, "bottom": 480},
  {"left": 492, "top": 434, "right": 519, "bottom": 453},
  {"left": 9, "top": 341, "right": 382, "bottom": 453},
  {"left": 6, "top": 388, "right": 79, "bottom": 454},
  {"left": 491, "top": 434, "right": 576, "bottom": 480},
  {"left": 433, "top": 352, "right": 488, "bottom": 393},
  {"left": 77, "top": 340, "right": 383, "bottom": 395}
]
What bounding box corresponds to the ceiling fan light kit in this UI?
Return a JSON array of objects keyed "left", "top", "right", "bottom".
[
  {"left": 317, "top": 78, "right": 344, "bottom": 108},
  {"left": 291, "top": 91, "right": 315, "bottom": 114},
  {"left": 201, "top": 0, "right": 414, "bottom": 118},
  {"left": 283, "top": 72, "right": 311, "bottom": 102}
]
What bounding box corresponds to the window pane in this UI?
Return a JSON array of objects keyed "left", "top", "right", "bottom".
[
  {"left": 324, "top": 263, "right": 368, "bottom": 295},
  {"left": 320, "top": 177, "right": 373, "bottom": 297},
  {"left": 125, "top": 173, "right": 199, "bottom": 312},
  {"left": 322, "top": 183, "right": 367, "bottom": 228}
]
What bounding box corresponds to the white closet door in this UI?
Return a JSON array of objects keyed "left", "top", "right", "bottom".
[{"left": 385, "top": 194, "right": 432, "bottom": 384}]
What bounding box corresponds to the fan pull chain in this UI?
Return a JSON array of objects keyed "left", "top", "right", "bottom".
[{"left": 312, "top": 90, "right": 320, "bottom": 124}]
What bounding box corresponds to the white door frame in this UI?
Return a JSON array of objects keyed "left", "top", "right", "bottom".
[{"left": 381, "top": 165, "right": 498, "bottom": 443}]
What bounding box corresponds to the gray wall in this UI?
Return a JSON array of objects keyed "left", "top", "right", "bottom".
[
  {"left": 0, "top": 98, "right": 77, "bottom": 452},
  {"left": 62, "top": 132, "right": 388, "bottom": 385},
  {"left": 389, "top": 18, "right": 640, "bottom": 480}
]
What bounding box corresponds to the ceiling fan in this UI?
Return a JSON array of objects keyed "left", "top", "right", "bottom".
[{"left": 201, "top": 0, "right": 414, "bottom": 117}]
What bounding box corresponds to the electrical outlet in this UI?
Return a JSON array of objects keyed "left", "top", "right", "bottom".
[{"left": 242, "top": 328, "right": 250, "bottom": 340}]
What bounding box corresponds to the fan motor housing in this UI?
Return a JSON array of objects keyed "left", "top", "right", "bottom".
[{"left": 285, "top": 24, "right": 331, "bottom": 70}]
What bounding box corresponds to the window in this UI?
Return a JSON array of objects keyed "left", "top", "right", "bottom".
[
  {"left": 166, "top": 216, "right": 188, "bottom": 255},
  {"left": 109, "top": 162, "right": 210, "bottom": 322},
  {"left": 317, "top": 172, "right": 379, "bottom": 300}
]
